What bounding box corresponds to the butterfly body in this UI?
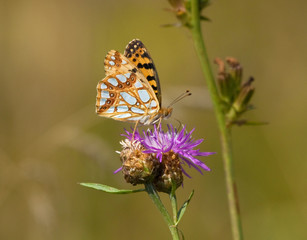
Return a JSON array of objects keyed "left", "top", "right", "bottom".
[{"left": 96, "top": 39, "right": 172, "bottom": 125}]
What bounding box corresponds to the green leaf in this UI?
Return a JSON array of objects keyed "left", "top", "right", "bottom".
[
  {"left": 176, "top": 190, "right": 194, "bottom": 224},
  {"left": 79, "top": 183, "right": 145, "bottom": 194},
  {"left": 161, "top": 22, "right": 182, "bottom": 28},
  {"left": 235, "top": 120, "right": 269, "bottom": 126},
  {"left": 179, "top": 229, "right": 185, "bottom": 240},
  {"left": 200, "top": 15, "right": 211, "bottom": 22}
]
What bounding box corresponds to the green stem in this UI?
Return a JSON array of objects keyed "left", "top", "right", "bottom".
[
  {"left": 170, "top": 190, "right": 178, "bottom": 224},
  {"left": 190, "top": 1, "right": 243, "bottom": 240},
  {"left": 145, "top": 183, "right": 180, "bottom": 240}
]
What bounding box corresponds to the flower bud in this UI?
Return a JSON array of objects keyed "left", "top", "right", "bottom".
[
  {"left": 154, "top": 151, "right": 183, "bottom": 193},
  {"left": 226, "top": 57, "right": 243, "bottom": 90},
  {"left": 120, "top": 139, "right": 159, "bottom": 185},
  {"left": 233, "top": 77, "right": 255, "bottom": 113},
  {"left": 215, "top": 57, "right": 243, "bottom": 105},
  {"left": 166, "top": 0, "right": 211, "bottom": 28},
  {"left": 215, "top": 58, "right": 256, "bottom": 125},
  {"left": 214, "top": 58, "right": 231, "bottom": 104}
]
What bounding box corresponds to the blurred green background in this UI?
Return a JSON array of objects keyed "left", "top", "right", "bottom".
[{"left": 1, "top": 0, "right": 306, "bottom": 239}]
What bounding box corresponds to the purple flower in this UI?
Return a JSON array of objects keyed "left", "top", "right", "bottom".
[{"left": 123, "top": 124, "right": 215, "bottom": 178}]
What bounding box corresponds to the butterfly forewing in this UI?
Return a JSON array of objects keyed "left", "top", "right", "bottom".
[
  {"left": 124, "top": 39, "right": 162, "bottom": 106},
  {"left": 96, "top": 50, "right": 160, "bottom": 124},
  {"left": 104, "top": 50, "right": 131, "bottom": 75}
]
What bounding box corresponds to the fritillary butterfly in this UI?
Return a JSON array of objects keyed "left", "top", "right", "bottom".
[{"left": 96, "top": 39, "right": 172, "bottom": 125}]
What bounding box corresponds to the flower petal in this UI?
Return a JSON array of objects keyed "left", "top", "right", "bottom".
[{"left": 121, "top": 124, "right": 215, "bottom": 177}]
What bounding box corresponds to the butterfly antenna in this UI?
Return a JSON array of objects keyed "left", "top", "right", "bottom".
[{"left": 167, "top": 90, "right": 192, "bottom": 108}]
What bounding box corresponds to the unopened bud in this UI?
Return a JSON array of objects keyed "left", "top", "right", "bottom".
[
  {"left": 233, "top": 77, "right": 255, "bottom": 113},
  {"left": 154, "top": 151, "right": 183, "bottom": 193},
  {"left": 120, "top": 139, "right": 159, "bottom": 185},
  {"left": 166, "top": 0, "right": 211, "bottom": 28}
]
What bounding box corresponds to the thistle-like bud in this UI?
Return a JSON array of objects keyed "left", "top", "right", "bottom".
[
  {"left": 154, "top": 151, "right": 183, "bottom": 193},
  {"left": 215, "top": 58, "right": 230, "bottom": 104},
  {"left": 120, "top": 139, "right": 159, "bottom": 185},
  {"left": 215, "top": 57, "right": 243, "bottom": 105},
  {"left": 166, "top": 0, "right": 211, "bottom": 28},
  {"left": 215, "top": 58, "right": 255, "bottom": 125},
  {"left": 226, "top": 57, "right": 243, "bottom": 91},
  {"left": 233, "top": 77, "right": 255, "bottom": 113}
]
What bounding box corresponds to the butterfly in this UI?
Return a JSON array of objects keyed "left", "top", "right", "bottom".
[{"left": 96, "top": 39, "right": 173, "bottom": 125}]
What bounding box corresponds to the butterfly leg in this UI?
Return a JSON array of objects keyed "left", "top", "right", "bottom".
[
  {"left": 132, "top": 120, "right": 140, "bottom": 140},
  {"left": 157, "top": 117, "right": 163, "bottom": 131}
]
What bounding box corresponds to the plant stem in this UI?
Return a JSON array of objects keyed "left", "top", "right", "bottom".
[
  {"left": 190, "top": 0, "right": 244, "bottom": 239},
  {"left": 145, "top": 183, "right": 180, "bottom": 240},
  {"left": 170, "top": 190, "right": 178, "bottom": 224}
]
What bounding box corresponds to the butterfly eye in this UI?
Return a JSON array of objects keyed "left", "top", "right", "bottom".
[
  {"left": 110, "top": 93, "right": 115, "bottom": 97},
  {"left": 126, "top": 81, "right": 130, "bottom": 85},
  {"left": 106, "top": 100, "right": 111, "bottom": 104},
  {"left": 135, "top": 54, "right": 139, "bottom": 57},
  {"left": 118, "top": 84, "right": 123, "bottom": 88},
  {"left": 116, "top": 63, "right": 120, "bottom": 67},
  {"left": 109, "top": 86, "right": 113, "bottom": 90}
]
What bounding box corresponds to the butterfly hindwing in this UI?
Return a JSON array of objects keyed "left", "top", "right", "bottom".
[
  {"left": 97, "top": 51, "right": 160, "bottom": 123},
  {"left": 124, "top": 39, "right": 162, "bottom": 106}
]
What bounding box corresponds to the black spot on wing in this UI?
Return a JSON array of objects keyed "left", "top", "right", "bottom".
[
  {"left": 151, "top": 85, "right": 158, "bottom": 90},
  {"left": 144, "top": 63, "right": 153, "bottom": 69},
  {"left": 146, "top": 75, "right": 155, "bottom": 81},
  {"left": 124, "top": 39, "right": 162, "bottom": 104},
  {"left": 137, "top": 63, "right": 153, "bottom": 69},
  {"left": 141, "top": 52, "right": 150, "bottom": 59}
]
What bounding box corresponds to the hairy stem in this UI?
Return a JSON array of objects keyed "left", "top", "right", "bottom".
[{"left": 190, "top": 0, "right": 244, "bottom": 239}]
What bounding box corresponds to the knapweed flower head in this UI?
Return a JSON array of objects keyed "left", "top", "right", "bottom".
[
  {"left": 119, "top": 124, "right": 215, "bottom": 193},
  {"left": 118, "top": 139, "right": 159, "bottom": 185}
]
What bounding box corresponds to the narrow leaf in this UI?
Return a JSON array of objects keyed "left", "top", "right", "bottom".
[
  {"left": 176, "top": 190, "right": 194, "bottom": 224},
  {"left": 180, "top": 229, "right": 185, "bottom": 240},
  {"left": 161, "top": 22, "right": 182, "bottom": 28},
  {"left": 200, "top": 15, "right": 211, "bottom": 22},
  {"left": 80, "top": 183, "right": 145, "bottom": 194}
]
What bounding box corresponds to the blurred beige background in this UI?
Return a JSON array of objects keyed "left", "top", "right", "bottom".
[{"left": 1, "top": 0, "right": 306, "bottom": 239}]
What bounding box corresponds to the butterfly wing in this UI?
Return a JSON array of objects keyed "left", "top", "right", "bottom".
[
  {"left": 104, "top": 50, "right": 129, "bottom": 75},
  {"left": 97, "top": 50, "right": 160, "bottom": 124},
  {"left": 124, "top": 39, "right": 162, "bottom": 106}
]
